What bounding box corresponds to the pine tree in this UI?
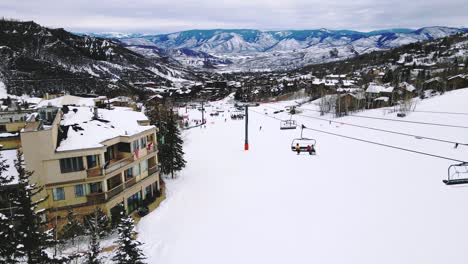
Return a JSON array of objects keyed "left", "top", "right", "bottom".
[
  {"left": 159, "top": 112, "right": 186, "bottom": 178},
  {"left": 85, "top": 207, "right": 106, "bottom": 264},
  {"left": 112, "top": 210, "right": 145, "bottom": 264},
  {"left": 59, "top": 209, "right": 84, "bottom": 245},
  {"left": 84, "top": 207, "right": 109, "bottom": 239},
  {"left": 145, "top": 102, "right": 186, "bottom": 179},
  {"left": 12, "top": 150, "right": 68, "bottom": 263},
  {"left": 0, "top": 152, "right": 17, "bottom": 263}
]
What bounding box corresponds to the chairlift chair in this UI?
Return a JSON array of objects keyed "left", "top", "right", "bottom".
[
  {"left": 280, "top": 119, "right": 297, "bottom": 130},
  {"left": 290, "top": 125, "right": 317, "bottom": 155},
  {"left": 444, "top": 162, "right": 468, "bottom": 185}
]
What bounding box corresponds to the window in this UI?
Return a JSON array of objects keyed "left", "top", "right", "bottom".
[
  {"left": 59, "top": 157, "right": 84, "bottom": 173},
  {"left": 133, "top": 140, "right": 140, "bottom": 151},
  {"left": 105, "top": 146, "right": 115, "bottom": 162},
  {"left": 141, "top": 160, "right": 148, "bottom": 172},
  {"left": 134, "top": 164, "right": 140, "bottom": 176},
  {"left": 75, "top": 184, "right": 85, "bottom": 197},
  {"left": 86, "top": 155, "right": 99, "bottom": 168},
  {"left": 53, "top": 187, "right": 65, "bottom": 201},
  {"left": 0, "top": 125, "right": 6, "bottom": 132},
  {"left": 127, "top": 191, "right": 142, "bottom": 213},
  {"left": 140, "top": 137, "right": 147, "bottom": 148},
  {"left": 124, "top": 167, "right": 133, "bottom": 179},
  {"left": 145, "top": 185, "right": 152, "bottom": 200},
  {"left": 89, "top": 182, "right": 102, "bottom": 194}
]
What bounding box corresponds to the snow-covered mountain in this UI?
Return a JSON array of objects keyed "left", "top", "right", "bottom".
[
  {"left": 88, "top": 27, "right": 468, "bottom": 71},
  {"left": 0, "top": 20, "right": 199, "bottom": 96}
]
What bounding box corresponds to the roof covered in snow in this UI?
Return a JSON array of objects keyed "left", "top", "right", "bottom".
[
  {"left": 36, "top": 95, "right": 95, "bottom": 108},
  {"left": 398, "top": 82, "right": 416, "bottom": 92},
  {"left": 56, "top": 106, "right": 154, "bottom": 152},
  {"left": 374, "top": 96, "right": 389, "bottom": 102},
  {"left": 366, "top": 83, "right": 394, "bottom": 94}
]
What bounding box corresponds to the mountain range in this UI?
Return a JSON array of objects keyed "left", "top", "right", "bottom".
[
  {"left": 86, "top": 27, "right": 468, "bottom": 71},
  {"left": 0, "top": 20, "right": 197, "bottom": 96}
]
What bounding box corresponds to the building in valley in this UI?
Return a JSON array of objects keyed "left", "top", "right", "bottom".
[{"left": 20, "top": 105, "right": 160, "bottom": 227}]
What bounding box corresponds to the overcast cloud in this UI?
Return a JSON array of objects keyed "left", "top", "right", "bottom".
[{"left": 1, "top": 0, "right": 466, "bottom": 34}]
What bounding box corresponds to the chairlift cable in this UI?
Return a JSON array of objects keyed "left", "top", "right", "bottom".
[
  {"left": 249, "top": 108, "right": 468, "bottom": 163},
  {"left": 296, "top": 108, "right": 468, "bottom": 129},
  {"left": 262, "top": 105, "right": 468, "bottom": 146}
]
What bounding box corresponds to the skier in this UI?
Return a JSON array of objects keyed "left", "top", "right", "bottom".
[
  {"left": 295, "top": 143, "right": 301, "bottom": 155},
  {"left": 306, "top": 145, "right": 312, "bottom": 155},
  {"left": 259, "top": 126, "right": 262, "bottom": 131}
]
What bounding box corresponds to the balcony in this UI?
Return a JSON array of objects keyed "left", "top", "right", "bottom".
[
  {"left": 107, "top": 184, "right": 123, "bottom": 200},
  {"left": 87, "top": 167, "right": 103, "bottom": 177},
  {"left": 125, "top": 177, "right": 137, "bottom": 189},
  {"left": 149, "top": 165, "right": 158, "bottom": 175},
  {"left": 105, "top": 155, "right": 134, "bottom": 174},
  {"left": 86, "top": 192, "right": 106, "bottom": 204}
]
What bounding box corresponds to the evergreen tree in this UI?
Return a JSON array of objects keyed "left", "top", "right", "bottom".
[
  {"left": 85, "top": 207, "right": 106, "bottom": 264},
  {"left": 145, "top": 102, "right": 186, "bottom": 179},
  {"left": 12, "top": 150, "right": 68, "bottom": 263},
  {"left": 159, "top": 112, "right": 186, "bottom": 179},
  {"left": 84, "top": 207, "right": 109, "bottom": 239},
  {"left": 59, "top": 209, "right": 84, "bottom": 245},
  {"left": 112, "top": 210, "right": 146, "bottom": 264},
  {"left": 0, "top": 152, "right": 17, "bottom": 263}
]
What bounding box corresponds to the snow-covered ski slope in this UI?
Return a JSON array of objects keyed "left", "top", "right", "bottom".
[{"left": 138, "top": 89, "right": 468, "bottom": 264}]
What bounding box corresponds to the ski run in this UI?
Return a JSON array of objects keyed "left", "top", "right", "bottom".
[{"left": 136, "top": 88, "right": 468, "bottom": 264}]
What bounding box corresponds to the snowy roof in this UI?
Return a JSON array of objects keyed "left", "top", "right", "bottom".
[
  {"left": 56, "top": 106, "right": 154, "bottom": 152},
  {"left": 36, "top": 95, "right": 95, "bottom": 108},
  {"left": 326, "top": 74, "right": 346, "bottom": 78},
  {"left": 366, "top": 83, "right": 394, "bottom": 94},
  {"left": 337, "top": 88, "right": 364, "bottom": 93},
  {"left": 424, "top": 77, "right": 442, "bottom": 84},
  {"left": 398, "top": 82, "right": 416, "bottom": 92},
  {"left": 374, "top": 96, "right": 389, "bottom": 102},
  {"left": 341, "top": 93, "right": 366, "bottom": 100},
  {"left": 448, "top": 74, "right": 467, "bottom": 81},
  {"left": 0, "top": 149, "right": 19, "bottom": 185},
  {"left": 109, "top": 96, "right": 133, "bottom": 103}
]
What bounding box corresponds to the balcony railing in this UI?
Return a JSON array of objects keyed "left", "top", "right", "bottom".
[
  {"left": 124, "top": 177, "right": 137, "bottom": 189},
  {"left": 107, "top": 184, "right": 123, "bottom": 200},
  {"left": 148, "top": 165, "right": 158, "bottom": 175},
  {"left": 86, "top": 192, "right": 106, "bottom": 204},
  {"left": 87, "top": 167, "right": 103, "bottom": 177},
  {"left": 105, "top": 155, "right": 134, "bottom": 174}
]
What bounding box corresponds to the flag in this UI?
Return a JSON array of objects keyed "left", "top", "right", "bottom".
[{"left": 134, "top": 147, "right": 139, "bottom": 159}]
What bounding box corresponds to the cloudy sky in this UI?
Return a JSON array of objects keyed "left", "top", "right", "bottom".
[{"left": 1, "top": 0, "right": 467, "bottom": 34}]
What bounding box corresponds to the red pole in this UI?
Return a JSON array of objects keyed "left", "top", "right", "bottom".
[{"left": 244, "top": 105, "right": 249, "bottom": 151}]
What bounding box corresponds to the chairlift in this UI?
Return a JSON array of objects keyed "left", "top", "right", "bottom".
[
  {"left": 290, "top": 125, "right": 317, "bottom": 155},
  {"left": 443, "top": 162, "right": 468, "bottom": 185},
  {"left": 280, "top": 119, "right": 297, "bottom": 130}
]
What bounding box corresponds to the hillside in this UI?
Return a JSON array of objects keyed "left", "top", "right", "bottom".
[
  {"left": 138, "top": 89, "right": 468, "bottom": 264},
  {"left": 0, "top": 20, "right": 198, "bottom": 97}
]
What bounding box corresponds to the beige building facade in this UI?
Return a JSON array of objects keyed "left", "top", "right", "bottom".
[{"left": 20, "top": 106, "right": 160, "bottom": 227}]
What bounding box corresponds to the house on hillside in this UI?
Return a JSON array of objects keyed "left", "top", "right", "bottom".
[
  {"left": 394, "top": 82, "right": 417, "bottom": 102},
  {"left": 20, "top": 106, "right": 161, "bottom": 229},
  {"left": 447, "top": 74, "right": 468, "bottom": 90},
  {"left": 365, "top": 83, "right": 395, "bottom": 108},
  {"left": 109, "top": 96, "right": 134, "bottom": 107},
  {"left": 423, "top": 77, "right": 444, "bottom": 92},
  {"left": 336, "top": 93, "right": 366, "bottom": 116}
]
